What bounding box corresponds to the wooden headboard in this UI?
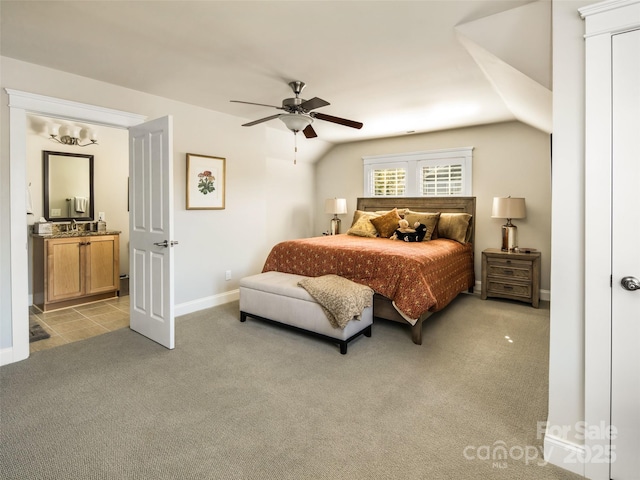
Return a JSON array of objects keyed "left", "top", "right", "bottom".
[{"left": 356, "top": 196, "right": 476, "bottom": 245}]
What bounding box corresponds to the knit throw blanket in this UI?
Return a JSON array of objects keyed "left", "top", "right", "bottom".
[{"left": 298, "top": 274, "right": 373, "bottom": 329}]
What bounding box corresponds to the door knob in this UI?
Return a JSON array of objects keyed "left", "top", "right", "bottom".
[
  {"left": 153, "top": 240, "right": 179, "bottom": 248},
  {"left": 621, "top": 276, "right": 640, "bottom": 291}
]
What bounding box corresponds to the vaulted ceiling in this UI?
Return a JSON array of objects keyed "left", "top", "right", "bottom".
[{"left": 1, "top": 0, "right": 551, "bottom": 144}]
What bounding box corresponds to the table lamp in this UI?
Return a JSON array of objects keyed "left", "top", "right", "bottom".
[
  {"left": 491, "top": 196, "right": 526, "bottom": 252},
  {"left": 325, "top": 198, "right": 347, "bottom": 235}
]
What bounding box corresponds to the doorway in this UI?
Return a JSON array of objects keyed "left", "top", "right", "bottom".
[
  {"left": 26, "top": 113, "right": 131, "bottom": 352},
  {"left": 4, "top": 89, "right": 146, "bottom": 365}
]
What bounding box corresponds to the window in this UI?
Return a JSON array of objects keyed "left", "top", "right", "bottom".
[
  {"left": 363, "top": 147, "right": 473, "bottom": 197},
  {"left": 370, "top": 164, "right": 407, "bottom": 196}
]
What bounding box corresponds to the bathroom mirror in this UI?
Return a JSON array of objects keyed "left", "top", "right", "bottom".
[{"left": 43, "top": 151, "right": 94, "bottom": 221}]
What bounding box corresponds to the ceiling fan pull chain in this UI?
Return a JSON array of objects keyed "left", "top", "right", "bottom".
[{"left": 294, "top": 132, "right": 298, "bottom": 165}]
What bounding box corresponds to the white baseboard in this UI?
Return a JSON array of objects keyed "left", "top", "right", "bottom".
[
  {"left": 543, "top": 434, "right": 586, "bottom": 477},
  {"left": 175, "top": 289, "right": 239, "bottom": 317}
]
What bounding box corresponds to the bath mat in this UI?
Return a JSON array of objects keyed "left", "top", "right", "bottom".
[{"left": 29, "top": 322, "right": 50, "bottom": 343}]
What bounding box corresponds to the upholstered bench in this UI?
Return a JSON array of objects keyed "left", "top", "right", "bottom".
[{"left": 239, "top": 271, "right": 373, "bottom": 354}]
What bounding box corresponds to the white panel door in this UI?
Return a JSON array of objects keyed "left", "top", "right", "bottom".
[
  {"left": 611, "top": 28, "right": 640, "bottom": 480},
  {"left": 128, "top": 116, "right": 175, "bottom": 349}
]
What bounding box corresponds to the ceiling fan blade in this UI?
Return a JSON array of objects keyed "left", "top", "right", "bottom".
[
  {"left": 231, "top": 100, "right": 283, "bottom": 109},
  {"left": 242, "top": 114, "right": 282, "bottom": 127},
  {"left": 303, "top": 124, "right": 317, "bottom": 139},
  {"left": 300, "top": 97, "right": 330, "bottom": 111},
  {"left": 313, "top": 112, "right": 363, "bottom": 129}
]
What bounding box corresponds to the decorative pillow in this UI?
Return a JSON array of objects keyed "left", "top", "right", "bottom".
[
  {"left": 436, "top": 213, "right": 472, "bottom": 243},
  {"left": 375, "top": 208, "right": 408, "bottom": 218},
  {"left": 370, "top": 208, "right": 402, "bottom": 238},
  {"left": 350, "top": 210, "right": 381, "bottom": 227},
  {"left": 403, "top": 211, "right": 440, "bottom": 241},
  {"left": 346, "top": 214, "right": 378, "bottom": 237}
]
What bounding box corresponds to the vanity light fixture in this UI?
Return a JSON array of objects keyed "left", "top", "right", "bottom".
[{"left": 48, "top": 123, "right": 98, "bottom": 147}]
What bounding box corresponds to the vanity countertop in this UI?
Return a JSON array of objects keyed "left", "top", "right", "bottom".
[{"left": 32, "top": 230, "right": 121, "bottom": 238}]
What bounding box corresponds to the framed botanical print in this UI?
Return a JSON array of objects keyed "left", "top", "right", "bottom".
[{"left": 186, "top": 153, "right": 226, "bottom": 210}]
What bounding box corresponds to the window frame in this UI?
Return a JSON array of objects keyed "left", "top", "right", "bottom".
[{"left": 363, "top": 146, "right": 473, "bottom": 198}]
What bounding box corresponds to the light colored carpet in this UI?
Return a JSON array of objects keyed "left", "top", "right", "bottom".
[{"left": 0, "top": 295, "right": 581, "bottom": 480}]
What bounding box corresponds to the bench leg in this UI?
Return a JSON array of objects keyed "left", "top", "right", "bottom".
[
  {"left": 363, "top": 325, "right": 372, "bottom": 337},
  {"left": 240, "top": 311, "right": 247, "bottom": 322},
  {"left": 339, "top": 342, "right": 347, "bottom": 355},
  {"left": 411, "top": 319, "right": 423, "bottom": 345}
]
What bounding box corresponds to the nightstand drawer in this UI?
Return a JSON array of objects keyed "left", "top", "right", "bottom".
[
  {"left": 486, "top": 279, "right": 532, "bottom": 299},
  {"left": 487, "top": 263, "right": 532, "bottom": 281}
]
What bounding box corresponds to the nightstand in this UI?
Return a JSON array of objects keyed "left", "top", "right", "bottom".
[{"left": 481, "top": 248, "right": 541, "bottom": 308}]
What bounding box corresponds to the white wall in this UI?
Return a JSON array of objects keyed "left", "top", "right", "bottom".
[
  {"left": 545, "top": 0, "right": 598, "bottom": 475},
  {"left": 0, "top": 56, "right": 328, "bottom": 351},
  {"left": 315, "top": 121, "right": 552, "bottom": 292}
]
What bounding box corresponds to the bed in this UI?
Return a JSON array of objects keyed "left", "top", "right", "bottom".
[{"left": 262, "top": 197, "right": 476, "bottom": 344}]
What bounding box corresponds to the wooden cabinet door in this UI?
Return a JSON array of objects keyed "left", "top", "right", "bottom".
[
  {"left": 85, "top": 235, "right": 119, "bottom": 295},
  {"left": 46, "top": 237, "right": 84, "bottom": 302}
]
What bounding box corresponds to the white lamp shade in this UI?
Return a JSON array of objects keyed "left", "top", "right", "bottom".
[
  {"left": 48, "top": 123, "right": 61, "bottom": 136},
  {"left": 325, "top": 198, "right": 347, "bottom": 215},
  {"left": 69, "top": 126, "right": 82, "bottom": 138},
  {"left": 491, "top": 197, "right": 526, "bottom": 219},
  {"left": 87, "top": 129, "right": 98, "bottom": 141},
  {"left": 280, "top": 114, "right": 313, "bottom": 132}
]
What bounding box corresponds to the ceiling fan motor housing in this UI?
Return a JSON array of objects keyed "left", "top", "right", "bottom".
[{"left": 282, "top": 97, "right": 306, "bottom": 112}]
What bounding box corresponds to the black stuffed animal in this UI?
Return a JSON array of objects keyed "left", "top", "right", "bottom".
[{"left": 390, "top": 220, "right": 428, "bottom": 242}]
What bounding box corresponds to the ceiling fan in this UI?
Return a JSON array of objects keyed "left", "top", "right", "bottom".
[{"left": 230, "top": 81, "right": 363, "bottom": 139}]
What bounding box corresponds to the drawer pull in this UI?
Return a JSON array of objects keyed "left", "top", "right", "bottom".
[
  {"left": 503, "top": 285, "right": 514, "bottom": 290},
  {"left": 504, "top": 269, "right": 514, "bottom": 275}
]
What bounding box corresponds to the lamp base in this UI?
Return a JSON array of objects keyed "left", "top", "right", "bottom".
[
  {"left": 330, "top": 216, "right": 341, "bottom": 235},
  {"left": 501, "top": 224, "right": 518, "bottom": 252}
]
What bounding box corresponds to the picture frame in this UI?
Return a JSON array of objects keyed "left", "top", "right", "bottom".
[{"left": 186, "top": 153, "right": 226, "bottom": 210}]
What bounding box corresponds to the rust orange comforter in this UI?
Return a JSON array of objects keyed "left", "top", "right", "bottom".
[{"left": 262, "top": 234, "right": 474, "bottom": 322}]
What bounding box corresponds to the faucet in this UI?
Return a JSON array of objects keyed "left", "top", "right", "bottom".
[{"left": 71, "top": 219, "right": 77, "bottom": 231}]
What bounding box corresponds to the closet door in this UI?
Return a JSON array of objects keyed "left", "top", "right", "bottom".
[{"left": 611, "top": 27, "right": 640, "bottom": 480}]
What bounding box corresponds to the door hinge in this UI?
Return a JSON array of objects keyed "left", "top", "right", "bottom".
[{"left": 610, "top": 275, "right": 613, "bottom": 287}]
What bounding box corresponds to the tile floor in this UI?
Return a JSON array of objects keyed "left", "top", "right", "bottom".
[{"left": 29, "top": 295, "right": 130, "bottom": 353}]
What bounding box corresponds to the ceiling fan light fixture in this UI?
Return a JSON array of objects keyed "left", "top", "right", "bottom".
[{"left": 279, "top": 113, "right": 313, "bottom": 133}]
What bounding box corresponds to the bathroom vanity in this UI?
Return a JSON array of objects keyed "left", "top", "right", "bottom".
[{"left": 32, "top": 231, "right": 120, "bottom": 312}]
